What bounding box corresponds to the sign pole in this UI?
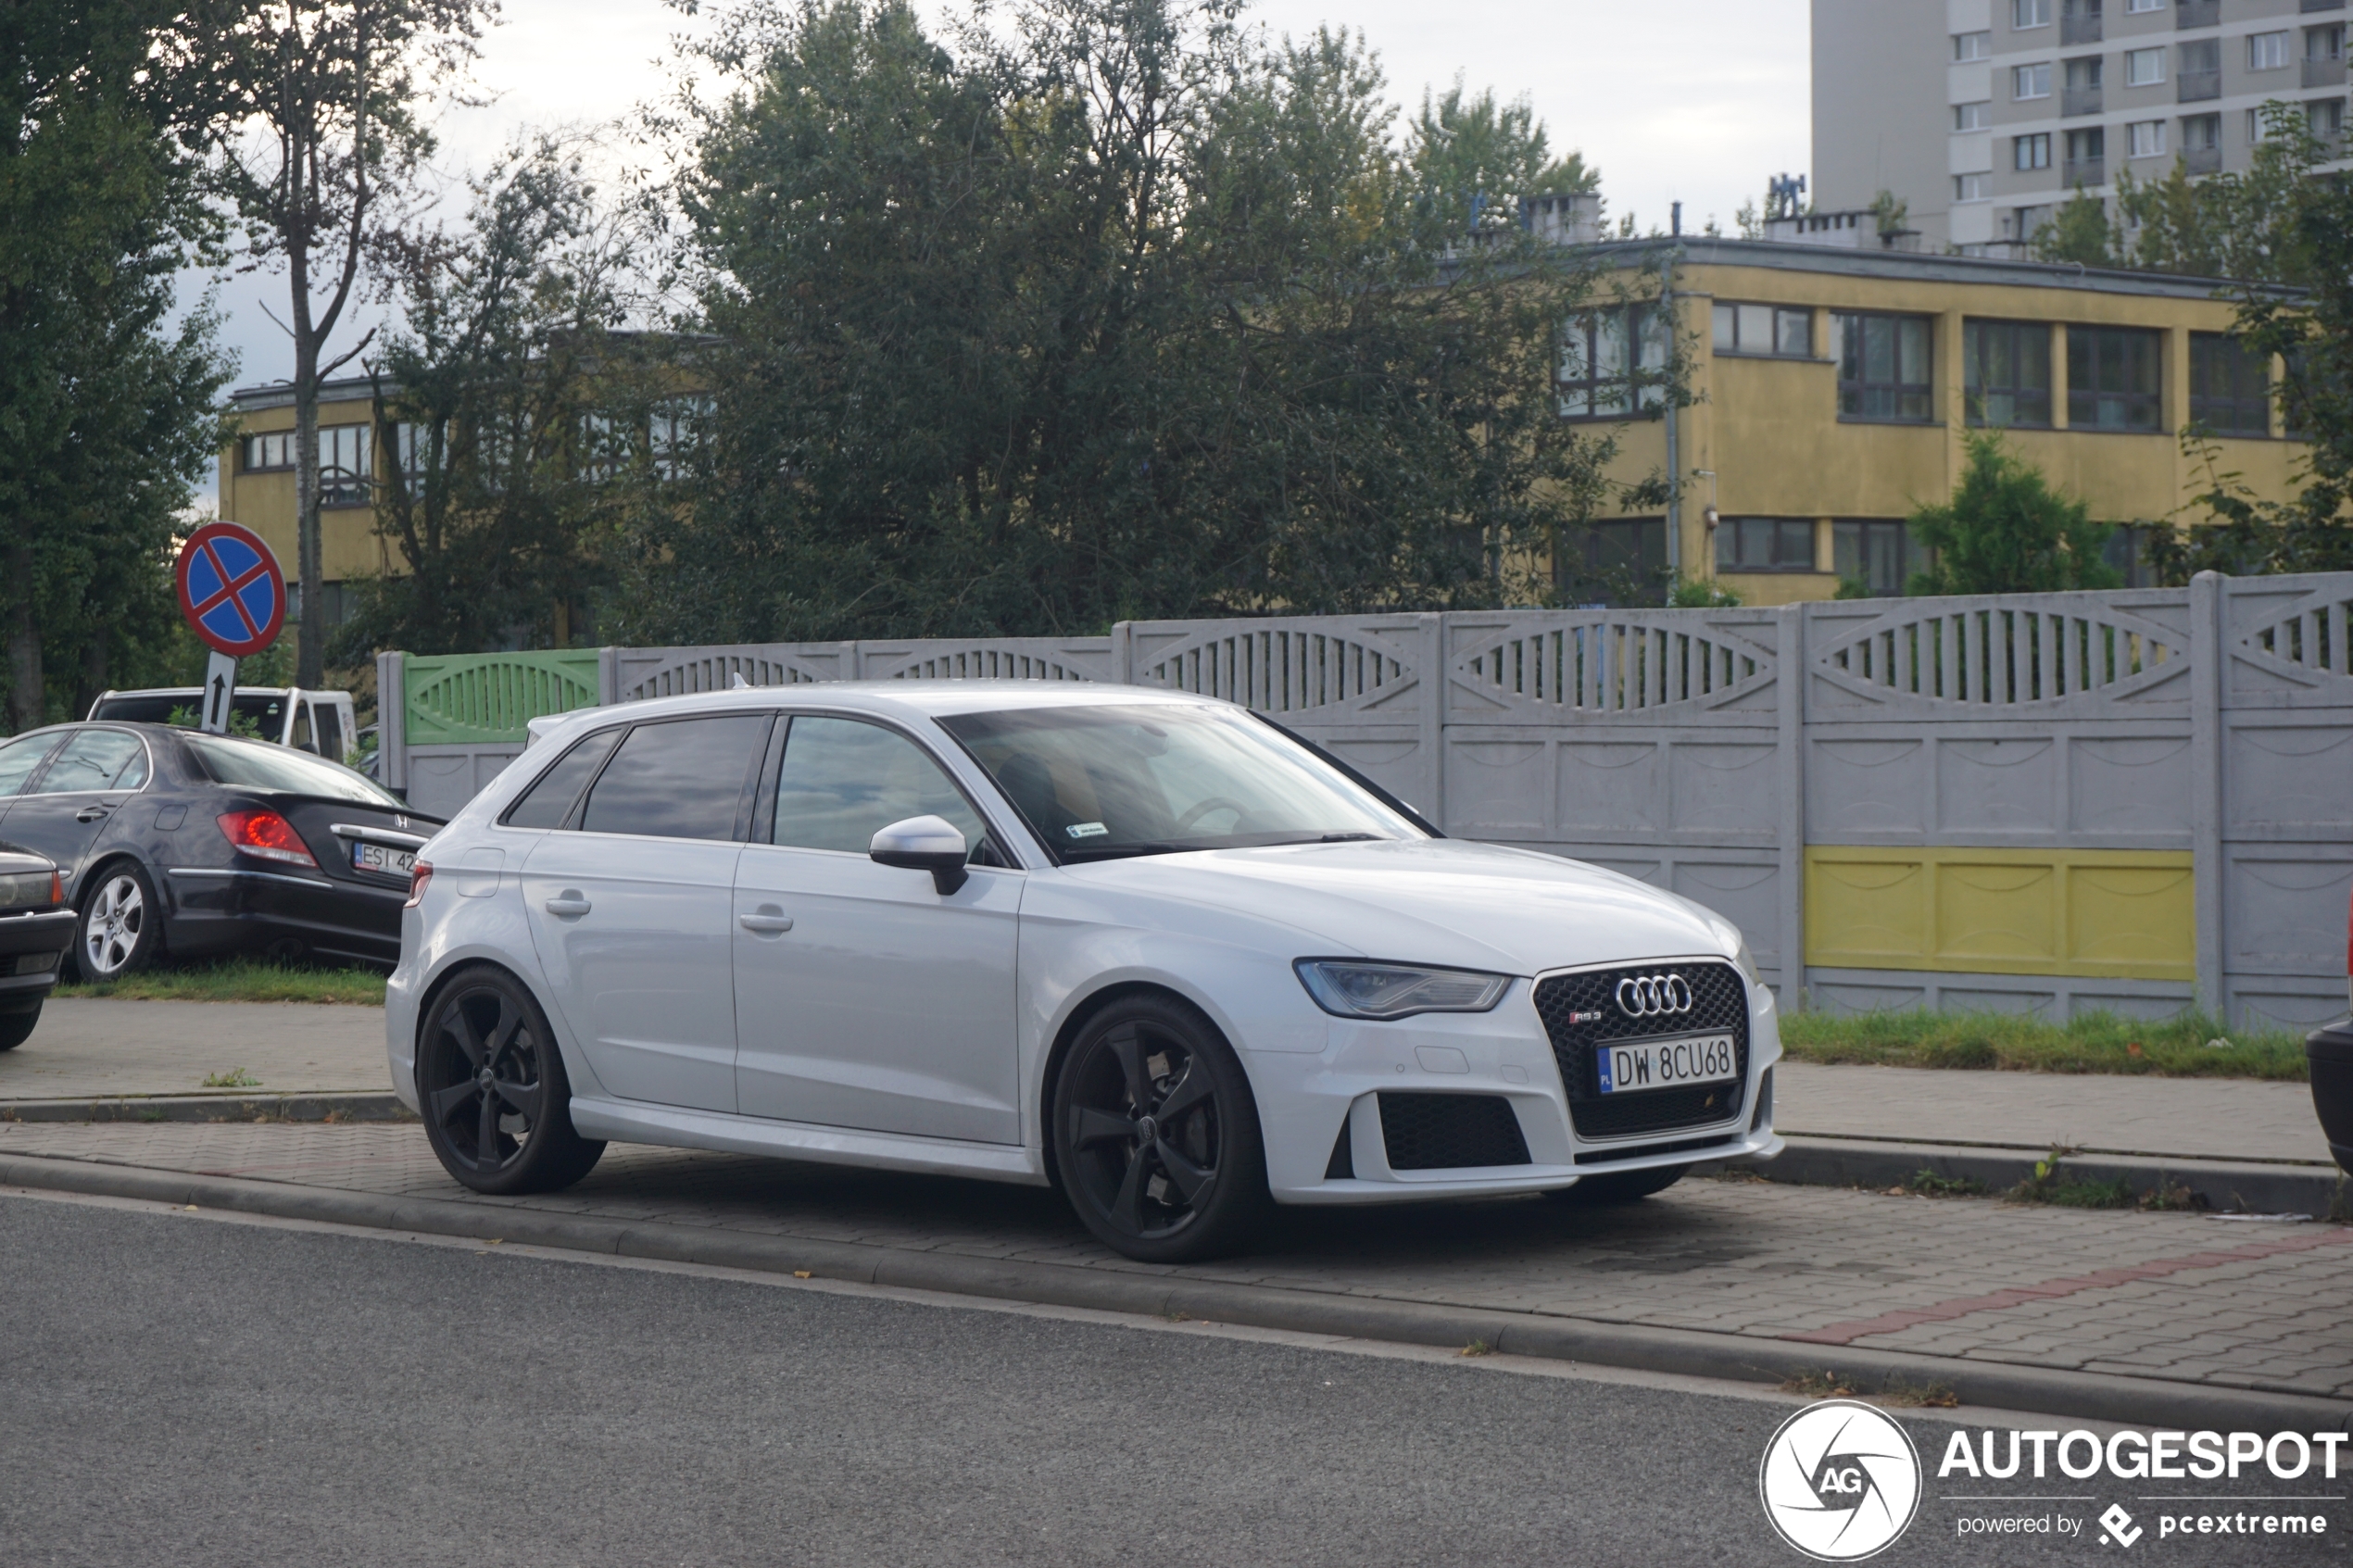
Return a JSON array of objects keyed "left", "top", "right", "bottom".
[{"left": 200, "top": 650, "right": 239, "bottom": 734}]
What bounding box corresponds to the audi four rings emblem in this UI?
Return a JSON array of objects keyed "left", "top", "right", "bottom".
[{"left": 1615, "top": 973, "right": 1693, "bottom": 1017}]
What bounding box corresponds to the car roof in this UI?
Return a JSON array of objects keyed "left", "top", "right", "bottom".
[{"left": 535, "top": 681, "right": 1231, "bottom": 742}]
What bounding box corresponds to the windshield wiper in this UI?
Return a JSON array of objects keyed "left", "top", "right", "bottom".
[{"left": 1317, "top": 832, "right": 1382, "bottom": 842}]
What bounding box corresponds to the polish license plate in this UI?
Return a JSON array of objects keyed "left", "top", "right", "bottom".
[
  {"left": 1596, "top": 1033, "right": 1738, "bottom": 1095},
  {"left": 352, "top": 841, "right": 415, "bottom": 878}
]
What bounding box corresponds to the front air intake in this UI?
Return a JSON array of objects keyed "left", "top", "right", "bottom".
[{"left": 1378, "top": 1093, "right": 1532, "bottom": 1170}]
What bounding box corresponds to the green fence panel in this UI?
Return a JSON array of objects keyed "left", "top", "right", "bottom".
[{"left": 403, "top": 651, "right": 601, "bottom": 746}]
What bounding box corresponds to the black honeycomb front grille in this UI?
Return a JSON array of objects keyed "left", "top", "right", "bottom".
[
  {"left": 1378, "top": 1093, "right": 1532, "bottom": 1170},
  {"left": 1532, "top": 960, "right": 1749, "bottom": 1141}
]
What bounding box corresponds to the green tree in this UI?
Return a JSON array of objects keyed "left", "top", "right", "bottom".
[
  {"left": 2, "top": 3, "right": 234, "bottom": 732},
  {"left": 635, "top": 0, "right": 1649, "bottom": 642},
  {"left": 1907, "top": 433, "right": 2118, "bottom": 596},
  {"left": 2146, "top": 125, "right": 2353, "bottom": 580},
  {"left": 331, "top": 139, "right": 651, "bottom": 660},
  {"left": 2032, "top": 187, "right": 2117, "bottom": 268},
  {"left": 2107, "top": 105, "right": 2324, "bottom": 284},
  {"left": 1405, "top": 78, "right": 1596, "bottom": 236},
  {"left": 206, "top": 0, "right": 497, "bottom": 685}
]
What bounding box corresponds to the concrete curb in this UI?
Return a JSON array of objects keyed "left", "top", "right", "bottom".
[
  {"left": 5, "top": 1148, "right": 2347, "bottom": 1436},
  {"left": 0, "top": 1092, "right": 412, "bottom": 1125},
  {"left": 1703, "top": 1137, "right": 2352, "bottom": 1220}
]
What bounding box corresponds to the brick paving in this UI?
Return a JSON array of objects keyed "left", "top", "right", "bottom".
[{"left": 6, "top": 1117, "right": 2350, "bottom": 1403}]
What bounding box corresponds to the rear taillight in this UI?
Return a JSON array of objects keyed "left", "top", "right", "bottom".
[
  {"left": 216, "top": 809, "right": 318, "bottom": 869},
  {"left": 405, "top": 860, "right": 434, "bottom": 909}
]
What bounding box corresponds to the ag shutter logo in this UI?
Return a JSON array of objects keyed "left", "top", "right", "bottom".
[{"left": 1759, "top": 1399, "right": 1923, "bottom": 1562}]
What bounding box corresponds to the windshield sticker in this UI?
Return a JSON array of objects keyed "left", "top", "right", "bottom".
[{"left": 1066, "top": 822, "right": 1109, "bottom": 838}]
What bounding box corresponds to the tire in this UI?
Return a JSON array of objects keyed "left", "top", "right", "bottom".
[
  {"left": 1051, "top": 994, "right": 1268, "bottom": 1263},
  {"left": 1551, "top": 1163, "right": 1688, "bottom": 1205},
  {"left": 416, "top": 966, "right": 604, "bottom": 1196},
  {"left": 74, "top": 862, "right": 163, "bottom": 982},
  {"left": 0, "top": 1003, "right": 39, "bottom": 1051}
]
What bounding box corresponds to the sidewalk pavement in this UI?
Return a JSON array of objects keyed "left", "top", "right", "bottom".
[
  {"left": 0, "top": 999, "right": 384, "bottom": 1102},
  {"left": 5, "top": 1115, "right": 2348, "bottom": 1428}
]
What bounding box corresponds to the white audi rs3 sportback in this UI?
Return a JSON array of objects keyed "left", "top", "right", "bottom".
[{"left": 387, "top": 683, "right": 1782, "bottom": 1261}]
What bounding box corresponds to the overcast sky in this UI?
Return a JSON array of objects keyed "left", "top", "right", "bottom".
[{"left": 198, "top": 0, "right": 1811, "bottom": 393}]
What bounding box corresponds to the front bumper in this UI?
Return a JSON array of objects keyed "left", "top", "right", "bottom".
[
  {"left": 0, "top": 907, "right": 75, "bottom": 1010},
  {"left": 1252, "top": 972, "right": 1783, "bottom": 1205},
  {"left": 2306, "top": 1017, "right": 2353, "bottom": 1177}
]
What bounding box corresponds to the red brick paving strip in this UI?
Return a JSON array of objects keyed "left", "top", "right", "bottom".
[{"left": 1785, "top": 1226, "right": 2353, "bottom": 1346}]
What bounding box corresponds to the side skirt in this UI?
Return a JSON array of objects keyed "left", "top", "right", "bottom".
[{"left": 567, "top": 1097, "right": 1050, "bottom": 1186}]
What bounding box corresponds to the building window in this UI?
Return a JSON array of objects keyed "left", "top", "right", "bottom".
[
  {"left": 2103, "top": 524, "right": 2158, "bottom": 587},
  {"left": 651, "top": 395, "right": 715, "bottom": 481},
  {"left": 2006, "top": 204, "right": 2057, "bottom": 241},
  {"left": 2015, "top": 132, "right": 2054, "bottom": 169},
  {"left": 1560, "top": 305, "right": 1669, "bottom": 420},
  {"left": 1964, "top": 320, "right": 2054, "bottom": 428},
  {"left": 2124, "top": 46, "right": 2166, "bottom": 85},
  {"left": 2065, "top": 126, "right": 2106, "bottom": 166},
  {"left": 1835, "top": 313, "right": 1934, "bottom": 423},
  {"left": 2128, "top": 119, "right": 2167, "bottom": 157},
  {"left": 1557, "top": 519, "right": 1668, "bottom": 606},
  {"left": 1715, "top": 518, "right": 1818, "bottom": 573},
  {"left": 1833, "top": 520, "right": 1925, "bottom": 596},
  {"left": 2014, "top": 62, "right": 2054, "bottom": 99},
  {"left": 2067, "top": 324, "right": 2163, "bottom": 432},
  {"left": 2313, "top": 24, "right": 2347, "bottom": 63},
  {"left": 2014, "top": 0, "right": 2052, "bottom": 28},
  {"left": 1955, "top": 101, "right": 1991, "bottom": 131},
  {"left": 241, "top": 431, "right": 294, "bottom": 471},
  {"left": 1712, "top": 302, "right": 1812, "bottom": 358},
  {"left": 2065, "top": 56, "right": 2104, "bottom": 91},
  {"left": 1956, "top": 30, "right": 1992, "bottom": 60},
  {"left": 2182, "top": 112, "right": 2221, "bottom": 150},
  {"left": 2309, "top": 96, "right": 2347, "bottom": 139},
  {"left": 2181, "top": 38, "right": 2221, "bottom": 91},
  {"left": 2125, "top": 0, "right": 2160, "bottom": 10},
  {"left": 316, "top": 424, "right": 372, "bottom": 507},
  {"left": 2249, "top": 31, "right": 2291, "bottom": 71},
  {"left": 2188, "top": 333, "right": 2271, "bottom": 436},
  {"left": 1955, "top": 172, "right": 1991, "bottom": 202}
]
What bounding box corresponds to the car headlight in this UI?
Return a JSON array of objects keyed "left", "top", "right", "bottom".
[
  {"left": 1294, "top": 960, "right": 1511, "bottom": 1021},
  {"left": 1730, "top": 936, "right": 1761, "bottom": 986},
  {"left": 0, "top": 869, "right": 60, "bottom": 911}
]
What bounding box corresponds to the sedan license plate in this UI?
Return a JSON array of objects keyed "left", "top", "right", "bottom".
[
  {"left": 1597, "top": 1033, "right": 1737, "bottom": 1095},
  {"left": 352, "top": 841, "right": 415, "bottom": 878}
]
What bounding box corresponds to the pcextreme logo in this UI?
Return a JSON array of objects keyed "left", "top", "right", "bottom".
[{"left": 1759, "top": 1399, "right": 1924, "bottom": 1562}]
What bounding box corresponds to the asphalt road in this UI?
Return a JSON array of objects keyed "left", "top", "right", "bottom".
[{"left": 0, "top": 1194, "right": 2338, "bottom": 1568}]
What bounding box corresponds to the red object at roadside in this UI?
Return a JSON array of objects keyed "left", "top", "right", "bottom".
[{"left": 216, "top": 809, "right": 318, "bottom": 869}]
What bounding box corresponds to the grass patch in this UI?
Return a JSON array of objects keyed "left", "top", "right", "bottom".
[
  {"left": 1776, "top": 1371, "right": 1959, "bottom": 1409},
  {"left": 199, "top": 1067, "right": 260, "bottom": 1089},
  {"left": 1779, "top": 1007, "right": 2308, "bottom": 1081},
  {"left": 2006, "top": 1153, "right": 2207, "bottom": 1211},
  {"left": 57, "top": 957, "right": 387, "bottom": 1006},
  {"left": 1904, "top": 1169, "right": 1989, "bottom": 1198}
]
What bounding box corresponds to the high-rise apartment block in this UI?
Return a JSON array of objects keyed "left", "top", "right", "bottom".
[{"left": 1815, "top": 0, "right": 2347, "bottom": 255}]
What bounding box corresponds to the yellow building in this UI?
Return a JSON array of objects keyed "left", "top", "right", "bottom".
[
  {"left": 216, "top": 375, "right": 396, "bottom": 630},
  {"left": 1560, "top": 237, "right": 2309, "bottom": 606}
]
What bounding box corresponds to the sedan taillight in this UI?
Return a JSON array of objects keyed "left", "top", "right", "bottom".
[
  {"left": 405, "top": 860, "right": 434, "bottom": 909},
  {"left": 216, "top": 809, "right": 319, "bottom": 869}
]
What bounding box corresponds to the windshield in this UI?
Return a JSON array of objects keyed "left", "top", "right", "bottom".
[
  {"left": 937, "top": 703, "right": 1418, "bottom": 861},
  {"left": 182, "top": 731, "right": 403, "bottom": 806}
]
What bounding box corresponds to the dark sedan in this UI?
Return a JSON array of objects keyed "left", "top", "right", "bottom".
[
  {"left": 0, "top": 722, "right": 442, "bottom": 978},
  {"left": 0, "top": 845, "right": 72, "bottom": 1047}
]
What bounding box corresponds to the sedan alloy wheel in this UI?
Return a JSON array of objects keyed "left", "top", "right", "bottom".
[{"left": 78, "top": 866, "right": 157, "bottom": 979}]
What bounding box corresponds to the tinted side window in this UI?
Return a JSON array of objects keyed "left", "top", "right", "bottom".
[
  {"left": 31, "top": 731, "right": 145, "bottom": 794},
  {"left": 503, "top": 728, "right": 623, "bottom": 829},
  {"left": 0, "top": 734, "right": 60, "bottom": 798},
  {"left": 579, "top": 716, "right": 768, "bottom": 842},
  {"left": 772, "top": 717, "right": 988, "bottom": 857}
]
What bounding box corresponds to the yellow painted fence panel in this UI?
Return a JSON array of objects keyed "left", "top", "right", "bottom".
[{"left": 1804, "top": 847, "right": 2195, "bottom": 982}]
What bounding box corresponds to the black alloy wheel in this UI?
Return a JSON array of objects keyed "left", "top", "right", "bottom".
[
  {"left": 417, "top": 967, "right": 603, "bottom": 1196},
  {"left": 1052, "top": 996, "right": 1267, "bottom": 1263},
  {"left": 1550, "top": 1162, "right": 1688, "bottom": 1205}
]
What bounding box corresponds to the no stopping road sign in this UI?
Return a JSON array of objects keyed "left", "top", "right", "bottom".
[{"left": 176, "top": 521, "right": 286, "bottom": 658}]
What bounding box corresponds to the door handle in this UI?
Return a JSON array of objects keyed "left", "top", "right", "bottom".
[
  {"left": 544, "top": 891, "right": 592, "bottom": 917},
  {"left": 76, "top": 807, "right": 109, "bottom": 822},
  {"left": 738, "top": 907, "right": 794, "bottom": 935}
]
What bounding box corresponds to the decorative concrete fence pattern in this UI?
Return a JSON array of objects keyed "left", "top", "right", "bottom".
[{"left": 378, "top": 571, "right": 2353, "bottom": 1029}]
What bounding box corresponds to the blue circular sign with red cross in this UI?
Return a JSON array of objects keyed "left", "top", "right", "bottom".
[{"left": 175, "top": 521, "right": 287, "bottom": 658}]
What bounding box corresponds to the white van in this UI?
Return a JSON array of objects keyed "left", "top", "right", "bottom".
[{"left": 85, "top": 686, "right": 359, "bottom": 763}]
